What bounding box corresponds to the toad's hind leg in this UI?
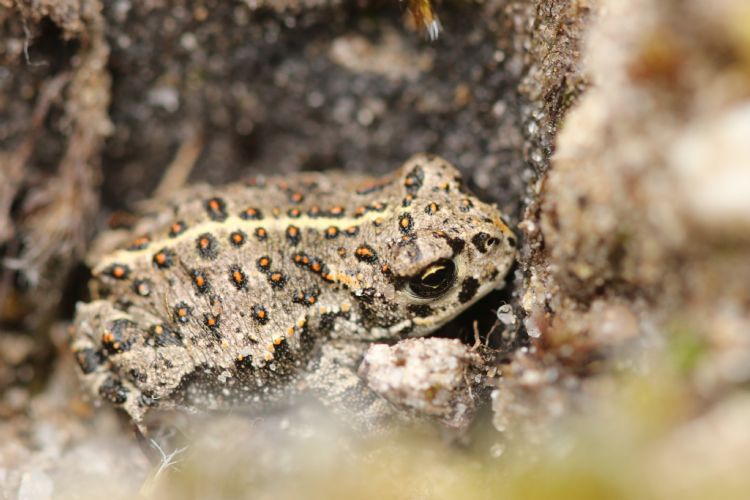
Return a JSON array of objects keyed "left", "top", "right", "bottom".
[
  {"left": 303, "top": 341, "right": 400, "bottom": 431},
  {"left": 71, "top": 300, "right": 160, "bottom": 424}
]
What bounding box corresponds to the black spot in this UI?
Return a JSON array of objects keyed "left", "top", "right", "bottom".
[
  {"left": 434, "top": 232, "right": 466, "bottom": 256},
  {"left": 169, "top": 221, "right": 188, "bottom": 237},
  {"left": 147, "top": 324, "right": 183, "bottom": 347},
  {"left": 240, "top": 207, "right": 264, "bottom": 220},
  {"left": 471, "top": 232, "right": 497, "bottom": 253},
  {"left": 404, "top": 166, "right": 424, "bottom": 193},
  {"left": 289, "top": 191, "right": 305, "bottom": 204},
  {"left": 291, "top": 252, "right": 309, "bottom": 267},
  {"left": 402, "top": 195, "right": 414, "bottom": 207},
  {"left": 133, "top": 279, "right": 153, "bottom": 297},
  {"left": 74, "top": 348, "right": 103, "bottom": 374},
  {"left": 256, "top": 255, "right": 272, "bottom": 272},
  {"left": 98, "top": 377, "right": 128, "bottom": 405},
  {"left": 104, "top": 263, "right": 130, "bottom": 280},
  {"left": 507, "top": 235, "right": 517, "bottom": 248},
  {"left": 252, "top": 305, "right": 269, "bottom": 324},
  {"left": 459, "top": 199, "right": 474, "bottom": 213},
  {"left": 153, "top": 248, "right": 176, "bottom": 269},
  {"left": 408, "top": 304, "right": 434, "bottom": 318},
  {"left": 101, "top": 319, "right": 135, "bottom": 354},
  {"left": 229, "top": 230, "right": 247, "bottom": 247},
  {"left": 448, "top": 237, "right": 466, "bottom": 255},
  {"left": 353, "top": 287, "right": 377, "bottom": 303},
  {"left": 424, "top": 202, "right": 440, "bottom": 215},
  {"left": 354, "top": 244, "right": 378, "bottom": 263},
  {"left": 196, "top": 233, "right": 219, "bottom": 259},
  {"left": 191, "top": 270, "right": 211, "bottom": 294},
  {"left": 292, "top": 286, "right": 321, "bottom": 307},
  {"left": 344, "top": 225, "right": 360, "bottom": 237},
  {"left": 229, "top": 265, "right": 248, "bottom": 290},
  {"left": 205, "top": 197, "right": 228, "bottom": 221},
  {"left": 267, "top": 271, "right": 287, "bottom": 289},
  {"left": 307, "top": 206, "right": 323, "bottom": 218},
  {"left": 458, "top": 277, "right": 480, "bottom": 304},
  {"left": 127, "top": 236, "right": 150, "bottom": 251},
  {"left": 369, "top": 201, "right": 387, "bottom": 212},
  {"left": 235, "top": 355, "right": 255, "bottom": 370},
  {"left": 328, "top": 206, "right": 346, "bottom": 218},
  {"left": 398, "top": 213, "right": 414, "bottom": 234},
  {"left": 489, "top": 268, "right": 500, "bottom": 282},
  {"left": 286, "top": 225, "right": 301, "bottom": 245},
  {"left": 203, "top": 313, "right": 221, "bottom": 333},
  {"left": 319, "top": 311, "right": 338, "bottom": 331},
  {"left": 139, "top": 392, "right": 159, "bottom": 407},
  {"left": 174, "top": 302, "right": 192, "bottom": 324}
]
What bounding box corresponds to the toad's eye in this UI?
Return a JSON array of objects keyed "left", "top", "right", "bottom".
[{"left": 407, "top": 259, "right": 456, "bottom": 299}]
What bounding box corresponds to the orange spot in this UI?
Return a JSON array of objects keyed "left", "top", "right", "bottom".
[
  {"left": 273, "top": 337, "right": 282, "bottom": 345},
  {"left": 311, "top": 262, "right": 321, "bottom": 272},
  {"left": 155, "top": 253, "right": 167, "bottom": 265},
  {"left": 112, "top": 266, "right": 126, "bottom": 278},
  {"left": 195, "top": 276, "right": 205, "bottom": 286},
  {"left": 260, "top": 257, "right": 270, "bottom": 267},
  {"left": 330, "top": 206, "right": 344, "bottom": 215},
  {"left": 291, "top": 192, "right": 303, "bottom": 203},
  {"left": 271, "top": 273, "right": 282, "bottom": 282},
  {"left": 232, "top": 233, "right": 244, "bottom": 244},
  {"left": 258, "top": 310, "right": 266, "bottom": 318},
  {"left": 177, "top": 308, "right": 187, "bottom": 317},
  {"left": 354, "top": 206, "right": 366, "bottom": 216},
  {"left": 233, "top": 271, "right": 243, "bottom": 283},
  {"left": 209, "top": 200, "right": 220, "bottom": 210}
]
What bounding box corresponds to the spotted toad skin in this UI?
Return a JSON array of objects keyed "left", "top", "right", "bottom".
[{"left": 71, "top": 154, "right": 516, "bottom": 425}]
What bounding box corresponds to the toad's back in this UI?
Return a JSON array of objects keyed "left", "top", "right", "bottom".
[{"left": 71, "top": 155, "right": 516, "bottom": 423}]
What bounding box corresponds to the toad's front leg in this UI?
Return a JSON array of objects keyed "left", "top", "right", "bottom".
[{"left": 303, "top": 340, "right": 402, "bottom": 431}]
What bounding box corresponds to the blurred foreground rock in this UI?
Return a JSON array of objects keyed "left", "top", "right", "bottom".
[{"left": 2, "top": 0, "right": 750, "bottom": 497}]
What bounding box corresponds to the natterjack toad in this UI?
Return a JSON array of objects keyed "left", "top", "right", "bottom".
[{"left": 71, "top": 154, "right": 516, "bottom": 427}]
